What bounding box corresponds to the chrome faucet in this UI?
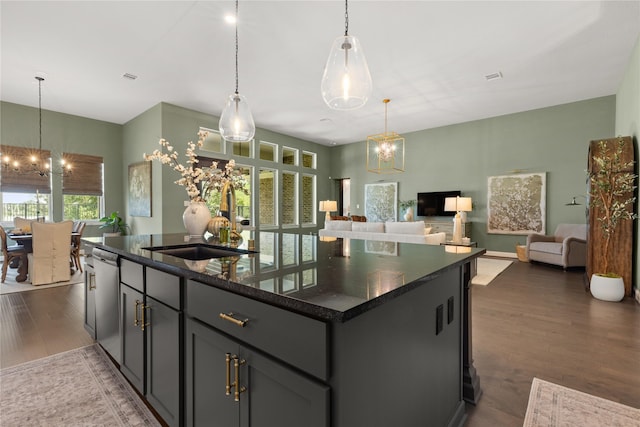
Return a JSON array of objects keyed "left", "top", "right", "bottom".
[{"left": 220, "top": 181, "right": 240, "bottom": 243}]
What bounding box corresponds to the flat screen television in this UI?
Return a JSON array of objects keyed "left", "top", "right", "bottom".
[{"left": 416, "top": 191, "right": 461, "bottom": 217}]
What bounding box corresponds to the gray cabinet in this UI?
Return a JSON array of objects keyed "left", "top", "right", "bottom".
[
  {"left": 119, "top": 259, "right": 183, "bottom": 427},
  {"left": 186, "top": 317, "right": 329, "bottom": 427}
]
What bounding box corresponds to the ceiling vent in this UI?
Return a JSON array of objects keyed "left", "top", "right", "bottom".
[
  {"left": 485, "top": 71, "right": 503, "bottom": 82},
  {"left": 122, "top": 73, "right": 138, "bottom": 80}
]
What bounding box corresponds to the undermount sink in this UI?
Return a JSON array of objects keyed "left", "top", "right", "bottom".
[{"left": 143, "top": 244, "right": 255, "bottom": 261}]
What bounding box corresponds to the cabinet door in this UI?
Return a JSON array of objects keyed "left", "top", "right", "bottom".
[
  {"left": 146, "top": 296, "right": 181, "bottom": 427},
  {"left": 186, "top": 318, "right": 239, "bottom": 427},
  {"left": 83, "top": 264, "right": 96, "bottom": 339},
  {"left": 240, "top": 347, "right": 329, "bottom": 427},
  {"left": 120, "top": 284, "right": 145, "bottom": 393}
]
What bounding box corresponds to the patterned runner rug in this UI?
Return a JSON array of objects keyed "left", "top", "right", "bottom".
[
  {"left": 524, "top": 377, "right": 640, "bottom": 426},
  {"left": 0, "top": 344, "right": 161, "bottom": 426}
]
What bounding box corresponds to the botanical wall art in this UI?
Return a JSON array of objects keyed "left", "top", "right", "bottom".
[
  {"left": 128, "top": 161, "right": 152, "bottom": 217},
  {"left": 364, "top": 182, "right": 397, "bottom": 222},
  {"left": 487, "top": 172, "right": 546, "bottom": 234}
]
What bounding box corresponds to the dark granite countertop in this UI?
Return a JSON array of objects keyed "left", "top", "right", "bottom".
[{"left": 83, "top": 232, "right": 485, "bottom": 323}]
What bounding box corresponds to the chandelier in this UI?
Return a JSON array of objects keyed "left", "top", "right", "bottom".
[
  {"left": 1, "top": 76, "right": 72, "bottom": 177},
  {"left": 366, "top": 99, "right": 405, "bottom": 174}
]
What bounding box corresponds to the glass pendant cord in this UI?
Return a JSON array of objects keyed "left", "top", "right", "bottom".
[
  {"left": 219, "top": 0, "right": 255, "bottom": 142},
  {"left": 37, "top": 76, "right": 44, "bottom": 153}
]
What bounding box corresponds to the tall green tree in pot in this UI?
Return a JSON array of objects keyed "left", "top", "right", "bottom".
[{"left": 588, "top": 137, "right": 637, "bottom": 301}]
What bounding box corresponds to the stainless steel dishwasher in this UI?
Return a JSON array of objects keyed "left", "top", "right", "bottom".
[{"left": 93, "top": 247, "right": 121, "bottom": 364}]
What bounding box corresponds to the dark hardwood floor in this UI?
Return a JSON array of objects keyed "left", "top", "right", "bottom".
[
  {"left": 1, "top": 258, "right": 639, "bottom": 426},
  {"left": 466, "top": 259, "right": 640, "bottom": 426}
]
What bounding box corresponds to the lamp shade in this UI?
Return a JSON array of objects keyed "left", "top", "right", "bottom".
[
  {"left": 319, "top": 200, "right": 337, "bottom": 212},
  {"left": 444, "top": 196, "right": 472, "bottom": 212}
]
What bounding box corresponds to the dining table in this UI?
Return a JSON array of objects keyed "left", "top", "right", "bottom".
[{"left": 8, "top": 232, "right": 81, "bottom": 282}]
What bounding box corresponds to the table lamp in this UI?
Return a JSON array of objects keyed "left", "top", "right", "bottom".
[
  {"left": 319, "top": 200, "right": 337, "bottom": 222},
  {"left": 444, "top": 196, "right": 472, "bottom": 243}
]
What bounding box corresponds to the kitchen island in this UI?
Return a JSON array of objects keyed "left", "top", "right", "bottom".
[{"left": 84, "top": 232, "right": 484, "bottom": 427}]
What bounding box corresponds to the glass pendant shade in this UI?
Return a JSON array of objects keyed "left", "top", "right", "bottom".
[
  {"left": 219, "top": 92, "right": 255, "bottom": 142},
  {"left": 321, "top": 35, "right": 372, "bottom": 110}
]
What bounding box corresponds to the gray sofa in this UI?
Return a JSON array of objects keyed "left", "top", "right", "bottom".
[{"left": 526, "top": 223, "right": 587, "bottom": 269}]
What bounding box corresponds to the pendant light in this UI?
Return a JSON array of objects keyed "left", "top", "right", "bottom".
[
  {"left": 321, "top": 0, "right": 372, "bottom": 110},
  {"left": 219, "top": 0, "right": 255, "bottom": 142},
  {"left": 366, "top": 99, "right": 404, "bottom": 174}
]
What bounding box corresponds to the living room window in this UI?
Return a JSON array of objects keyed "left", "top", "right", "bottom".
[
  {"left": 301, "top": 174, "right": 316, "bottom": 225},
  {"left": 282, "top": 171, "right": 298, "bottom": 226},
  {"left": 62, "top": 154, "right": 104, "bottom": 220},
  {"left": 259, "top": 168, "right": 276, "bottom": 226}
]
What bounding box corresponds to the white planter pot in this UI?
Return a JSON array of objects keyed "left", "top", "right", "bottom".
[
  {"left": 403, "top": 207, "right": 414, "bottom": 222},
  {"left": 183, "top": 201, "right": 211, "bottom": 236},
  {"left": 590, "top": 274, "right": 625, "bottom": 302}
]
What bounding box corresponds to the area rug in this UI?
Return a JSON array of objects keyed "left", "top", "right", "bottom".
[
  {"left": 523, "top": 377, "right": 640, "bottom": 427},
  {"left": 471, "top": 257, "right": 513, "bottom": 286},
  {"left": 0, "top": 267, "right": 84, "bottom": 295},
  {"left": 0, "top": 344, "right": 161, "bottom": 426}
]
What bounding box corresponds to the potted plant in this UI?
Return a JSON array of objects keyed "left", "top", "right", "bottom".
[
  {"left": 588, "top": 137, "right": 637, "bottom": 301},
  {"left": 399, "top": 200, "right": 415, "bottom": 222},
  {"left": 99, "top": 211, "right": 130, "bottom": 236}
]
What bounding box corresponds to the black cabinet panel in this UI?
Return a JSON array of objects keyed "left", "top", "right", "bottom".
[{"left": 120, "top": 284, "right": 145, "bottom": 393}]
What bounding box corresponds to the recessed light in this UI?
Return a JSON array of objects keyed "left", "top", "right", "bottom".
[
  {"left": 225, "top": 15, "right": 236, "bottom": 24},
  {"left": 122, "top": 73, "right": 138, "bottom": 80},
  {"left": 485, "top": 71, "right": 503, "bottom": 81}
]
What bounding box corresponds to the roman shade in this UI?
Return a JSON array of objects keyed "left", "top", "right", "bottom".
[
  {"left": 0, "top": 145, "right": 52, "bottom": 194},
  {"left": 62, "top": 153, "right": 103, "bottom": 196}
]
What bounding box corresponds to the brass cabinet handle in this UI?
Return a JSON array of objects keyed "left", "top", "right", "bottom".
[
  {"left": 88, "top": 273, "right": 96, "bottom": 290},
  {"left": 141, "top": 304, "right": 150, "bottom": 331},
  {"left": 233, "top": 356, "right": 247, "bottom": 402},
  {"left": 219, "top": 312, "right": 249, "bottom": 328},
  {"left": 134, "top": 300, "right": 141, "bottom": 326},
  {"left": 225, "top": 353, "right": 232, "bottom": 395}
]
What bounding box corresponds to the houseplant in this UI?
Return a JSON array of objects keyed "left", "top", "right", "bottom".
[
  {"left": 99, "top": 211, "right": 129, "bottom": 236},
  {"left": 399, "top": 199, "right": 415, "bottom": 222},
  {"left": 588, "top": 137, "right": 637, "bottom": 301}
]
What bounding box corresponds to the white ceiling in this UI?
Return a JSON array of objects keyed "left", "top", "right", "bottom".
[{"left": 1, "top": 1, "right": 639, "bottom": 146}]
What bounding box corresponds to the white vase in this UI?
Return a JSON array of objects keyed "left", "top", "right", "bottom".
[
  {"left": 590, "top": 273, "right": 625, "bottom": 302},
  {"left": 403, "top": 207, "right": 414, "bottom": 222},
  {"left": 183, "top": 201, "right": 211, "bottom": 236}
]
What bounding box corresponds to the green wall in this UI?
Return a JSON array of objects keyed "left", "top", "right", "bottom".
[
  {"left": 330, "top": 96, "right": 616, "bottom": 252},
  {"left": 615, "top": 33, "right": 640, "bottom": 294},
  {"left": 0, "top": 101, "right": 123, "bottom": 238},
  {"left": 124, "top": 102, "right": 333, "bottom": 234}
]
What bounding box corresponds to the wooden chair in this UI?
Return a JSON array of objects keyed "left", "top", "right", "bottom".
[
  {"left": 27, "top": 221, "right": 73, "bottom": 285},
  {"left": 70, "top": 221, "right": 86, "bottom": 273},
  {"left": 1, "top": 225, "right": 26, "bottom": 283}
]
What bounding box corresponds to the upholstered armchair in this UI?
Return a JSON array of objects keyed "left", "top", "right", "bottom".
[
  {"left": 28, "top": 221, "right": 73, "bottom": 285},
  {"left": 526, "top": 223, "right": 587, "bottom": 269}
]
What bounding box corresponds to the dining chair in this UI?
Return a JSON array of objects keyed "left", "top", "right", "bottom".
[
  {"left": 70, "top": 221, "right": 86, "bottom": 273},
  {"left": 13, "top": 216, "right": 33, "bottom": 232},
  {"left": 1, "top": 225, "right": 26, "bottom": 283},
  {"left": 27, "top": 220, "right": 73, "bottom": 286}
]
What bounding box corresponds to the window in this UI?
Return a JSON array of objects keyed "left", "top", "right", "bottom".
[
  {"left": 1, "top": 192, "right": 50, "bottom": 222},
  {"left": 302, "top": 151, "right": 316, "bottom": 169},
  {"left": 282, "top": 171, "right": 298, "bottom": 226},
  {"left": 259, "top": 168, "right": 276, "bottom": 226},
  {"left": 259, "top": 141, "right": 277, "bottom": 162},
  {"left": 282, "top": 147, "right": 298, "bottom": 165},
  {"left": 302, "top": 174, "right": 315, "bottom": 224},
  {"left": 231, "top": 140, "right": 252, "bottom": 158},
  {"left": 62, "top": 154, "right": 104, "bottom": 220},
  {"left": 199, "top": 127, "right": 225, "bottom": 154}
]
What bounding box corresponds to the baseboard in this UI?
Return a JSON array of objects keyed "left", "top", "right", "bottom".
[{"left": 485, "top": 250, "right": 518, "bottom": 259}]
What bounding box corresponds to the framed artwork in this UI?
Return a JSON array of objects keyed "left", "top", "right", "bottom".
[
  {"left": 364, "top": 182, "right": 398, "bottom": 222},
  {"left": 128, "top": 161, "right": 152, "bottom": 217},
  {"left": 487, "top": 172, "right": 546, "bottom": 234}
]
